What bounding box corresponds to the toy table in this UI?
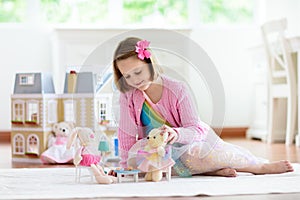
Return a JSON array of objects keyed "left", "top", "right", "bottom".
[{"left": 114, "top": 169, "right": 141, "bottom": 183}]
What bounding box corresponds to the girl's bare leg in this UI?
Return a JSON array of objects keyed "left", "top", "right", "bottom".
[
  {"left": 202, "top": 168, "right": 237, "bottom": 177},
  {"left": 236, "top": 160, "right": 294, "bottom": 174},
  {"left": 201, "top": 160, "right": 293, "bottom": 177}
]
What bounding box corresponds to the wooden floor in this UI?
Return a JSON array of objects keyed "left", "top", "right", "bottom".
[{"left": 1, "top": 137, "right": 300, "bottom": 200}]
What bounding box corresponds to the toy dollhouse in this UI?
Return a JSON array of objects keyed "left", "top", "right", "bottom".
[{"left": 11, "top": 70, "right": 116, "bottom": 163}]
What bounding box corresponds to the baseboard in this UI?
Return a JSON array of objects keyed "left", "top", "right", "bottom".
[
  {"left": 213, "top": 127, "right": 248, "bottom": 138},
  {"left": 0, "top": 127, "right": 247, "bottom": 143},
  {"left": 0, "top": 131, "right": 11, "bottom": 143}
]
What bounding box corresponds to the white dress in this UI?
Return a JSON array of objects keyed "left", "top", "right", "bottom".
[{"left": 40, "top": 136, "right": 74, "bottom": 164}]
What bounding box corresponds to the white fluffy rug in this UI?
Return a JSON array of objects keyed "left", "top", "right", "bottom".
[{"left": 1, "top": 164, "right": 300, "bottom": 199}]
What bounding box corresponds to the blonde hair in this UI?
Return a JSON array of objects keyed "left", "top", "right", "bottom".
[{"left": 113, "top": 37, "right": 161, "bottom": 93}]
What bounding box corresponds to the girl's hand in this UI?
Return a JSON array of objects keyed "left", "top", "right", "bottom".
[{"left": 160, "top": 125, "right": 178, "bottom": 144}]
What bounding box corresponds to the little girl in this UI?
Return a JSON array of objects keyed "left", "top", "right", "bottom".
[{"left": 111, "top": 37, "right": 293, "bottom": 177}]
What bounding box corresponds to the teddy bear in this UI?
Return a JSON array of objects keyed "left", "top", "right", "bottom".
[
  {"left": 40, "top": 121, "right": 75, "bottom": 164},
  {"left": 137, "top": 128, "right": 175, "bottom": 182},
  {"left": 66, "top": 127, "right": 117, "bottom": 184}
]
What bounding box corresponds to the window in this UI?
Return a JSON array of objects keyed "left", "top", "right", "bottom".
[
  {"left": 40, "top": 0, "right": 109, "bottom": 24},
  {"left": 12, "top": 101, "right": 24, "bottom": 122},
  {"left": 64, "top": 100, "right": 76, "bottom": 123},
  {"left": 27, "top": 134, "right": 39, "bottom": 155},
  {"left": 0, "top": 0, "right": 257, "bottom": 26},
  {"left": 0, "top": 0, "right": 27, "bottom": 23},
  {"left": 40, "top": 0, "right": 188, "bottom": 26},
  {"left": 99, "top": 102, "right": 107, "bottom": 121},
  {"left": 97, "top": 95, "right": 112, "bottom": 125},
  {"left": 19, "top": 74, "right": 35, "bottom": 85},
  {"left": 122, "top": 0, "right": 188, "bottom": 26},
  {"left": 48, "top": 100, "right": 58, "bottom": 123},
  {"left": 26, "top": 101, "right": 39, "bottom": 123},
  {"left": 199, "top": 0, "right": 255, "bottom": 24},
  {"left": 13, "top": 134, "right": 25, "bottom": 155}
]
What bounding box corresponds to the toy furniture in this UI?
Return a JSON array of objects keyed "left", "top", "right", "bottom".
[
  {"left": 75, "top": 166, "right": 94, "bottom": 183},
  {"left": 114, "top": 169, "right": 141, "bottom": 183}
]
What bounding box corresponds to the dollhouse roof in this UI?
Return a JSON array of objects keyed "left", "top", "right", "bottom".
[
  {"left": 63, "top": 72, "right": 95, "bottom": 94},
  {"left": 13, "top": 73, "right": 55, "bottom": 94},
  {"left": 63, "top": 71, "right": 113, "bottom": 94},
  {"left": 96, "top": 72, "right": 113, "bottom": 93}
]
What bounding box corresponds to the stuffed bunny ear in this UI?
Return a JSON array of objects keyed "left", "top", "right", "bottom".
[
  {"left": 68, "top": 122, "right": 75, "bottom": 130},
  {"left": 52, "top": 123, "right": 59, "bottom": 133},
  {"left": 66, "top": 128, "right": 78, "bottom": 149}
]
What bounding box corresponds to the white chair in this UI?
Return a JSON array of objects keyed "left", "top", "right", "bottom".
[
  {"left": 75, "top": 166, "right": 94, "bottom": 183},
  {"left": 261, "top": 18, "right": 297, "bottom": 145}
]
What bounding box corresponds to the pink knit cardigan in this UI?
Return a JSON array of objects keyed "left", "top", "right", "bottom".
[{"left": 118, "top": 75, "right": 209, "bottom": 167}]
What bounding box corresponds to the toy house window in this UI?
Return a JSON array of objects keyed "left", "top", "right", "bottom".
[
  {"left": 48, "top": 100, "right": 58, "bottom": 123},
  {"left": 12, "top": 101, "right": 24, "bottom": 123},
  {"left": 26, "top": 134, "right": 39, "bottom": 155},
  {"left": 64, "top": 100, "right": 76, "bottom": 123},
  {"left": 26, "top": 101, "right": 39, "bottom": 124},
  {"left": 19, "top": 74, "right": 34, "bottom": 85},
  {"left": 100, "top": 102, "right": 107, "bottom": 120},
  {"left": 97, "top": 95, "right": 112, "bottom": 125},
  {"left": 13, "top": 134, "right": 25, "bottom": 155}
]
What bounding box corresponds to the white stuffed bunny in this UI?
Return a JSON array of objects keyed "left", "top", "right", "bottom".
[
  {"left": 67, "top": 127, "right": 100, "bottom": 166},
  {"left": 67, "top": 127, "right": 117, "bottom": 184}
]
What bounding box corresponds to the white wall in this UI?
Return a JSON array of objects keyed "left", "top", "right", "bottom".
[
  {"left": 190, "top": 26, "right": 260, "bottom": 127},
  {"left": 264, "top": 0, "right": 300, "bottom": 36},
  {"left": 1, "top": 1, "right": 299, "bottom": 131},
  {"left": 0, "top": 25, "right": 53, "bottom": 131}
]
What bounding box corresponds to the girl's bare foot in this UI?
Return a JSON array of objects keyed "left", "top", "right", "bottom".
[
  {"left": 203, "top": 168, "right": 237, "bottom": 177},
  {"left": 237, "top": 160, "right": 294, "bottom": 175},
  {"left": 257, "top": 160, "right": 294, "bottom": 174}
]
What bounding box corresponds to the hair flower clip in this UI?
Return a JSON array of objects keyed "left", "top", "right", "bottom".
[{"left": 135, "top": 40, "right": 151, "bottom": 60}]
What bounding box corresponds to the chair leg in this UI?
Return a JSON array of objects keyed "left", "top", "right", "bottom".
[
  {"left": 285, "top": 96, "right": 297, "bottom": 146},
  {"left": 117, "top": 173, "right": 122, "bottom": 183},
  {"left": 75, "top": 166, "right": 94, "bottom": 183},
  {"left": 87, "top": 167, "right": 94, "bottom": 182},
  {"left": 75, "top": 166, "right": 80, "bottom": 183},
  {"left": 267, "top": 98, "right": 275, "bottom": 144}
]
